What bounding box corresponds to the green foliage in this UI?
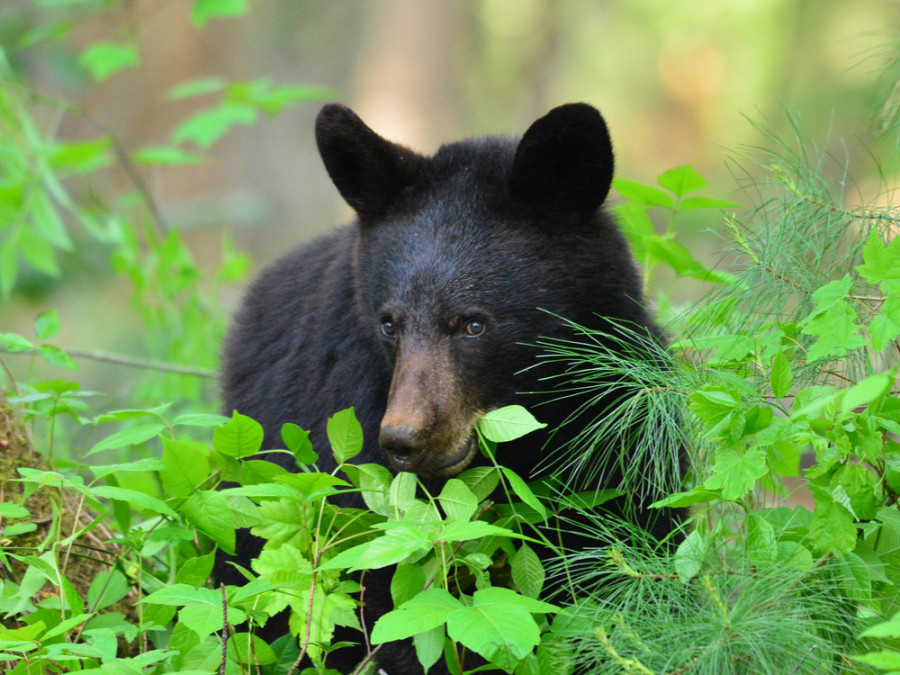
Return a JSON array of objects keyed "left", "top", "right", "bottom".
[{"left": 3, "top": 2, "right": 900, "bottom": 674}]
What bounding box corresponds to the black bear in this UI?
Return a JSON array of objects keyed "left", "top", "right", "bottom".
[{"left": 218, "top": 102, "right": 682, "bottom": 673}]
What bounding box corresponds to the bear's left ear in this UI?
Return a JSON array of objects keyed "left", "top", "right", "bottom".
[
  {"left": 508, "top": 103, "right": 614, "bottom": 216},
  {"left": 315, "top": 104, "right": 424, "bottom": 218}
]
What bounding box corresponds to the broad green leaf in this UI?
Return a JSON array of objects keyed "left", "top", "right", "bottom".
[
  {"left": 0, "top": 333, "right": 34, "bottom": 352},
  {"left": 176, "top": 550, "right": 217, "bottom": 587},
  {"left": 413, "top": 626, "right": 445, "bottom": 672},
  {"left": 79, "top": 41, "right": 139, "bottom": 81},
  {"left": 501, "top": 468, "right": 548, "bottom": 521},
  {"left": 613, "top": 178, "right": 674, "bottom": 209},
  {"left": 191, "top": 0, "right": 248, "bottom": 27},
  {"left": 319, "top": 524, "right": 429, "bottom": 572},
  {"left": 0, "top": 503, "right": 30, "bottom": 518},
  {"left": 166, "top": 76, "right": 227, "bottom": 99},
  {"left": 657, "top": 164, "right": 707, "bottom": 196},
  {"left": 840, "top": 372, "right": 893, "bottom": 416},
  {"left": 214, "top": 411, "right": 264, "bottom": 458},
  {"left": 34, "top": 310, "right": 61, "bottom": 341},
  {"left": 643, "top": 236, "right": 735, "bottom": 284},
  {"left": 133, "top": 145, "right": 204, "bottom": 166},
  {"left": 510, "top": 544, "right": 544, "bottom": 599},
  {"left": 674, "top": 529, "right": 706, "bottom": 582},
  {"left": 38, "top": 344, "right": 78, "bottom": 370},
  {"left": 50, "top": 137, "right": 112, "bottom": 174},
  {"left": 808, "top": 496, "right": 857, "bottom": 553},
  {"left": 87, "top": 423, "right": 165, "bottom": 456},
  {"left": 275, "top": 473, "right": 349, "bottom": 501},
  {"left": 677, "top": 196, "right": 740, "bottom": 210},
  {"left": 478, "top": 405, "right": 546, "bottom": 443},
  {"left": 389, "top": 471, "right": 418, "bottom": 513},
  {"left": 92, "top": 485, "right": 177, "bottom": 518},
  {"left": 227, "top": 633, "right": 278, "bottom": 666},
  {"left": 459, "top": 466, "right": 500, "bottom": 502},
  {"left": 650, "top": 485, "right": 720, "bottom": 509},
  {"left": 770, "top": 351, "right": 792, "bottom": 398},
  {"left": 180, "top": 490, "right": 236, "bottom": 554},
  {"left": 281, "top": 422, "right": 318, "bottom": 464},
  {"left": 436, "top": 520, "right": 522, "bottom": 543},
  {"left": 370, "top": 588, "right": 461, "bottom": 643},
  {"left": 181, "top": 602, "right": 246, "bottom": 639},
  {"left": 171, "top": 104, "right": 256, "bottom": 149},
  {"left": 703, "top": 446, "right": 767, "bottom": 500},
  {"left": 852, "top": 650, "right": 900, "bottom": 669},
  {"left": 390, "top": 564, "right": 426, "bottom": 607},
  {"left": 172, "top": 413, "right": 230, "bottom": 427},
  {"left": 87, "top": 570, "right": 129, "bottom": 610},
  {"left": 446, "top": 588, "right": 555, "bottom": 670},
  {"left": 861, "top": 611, "right": 900, "bottom": 638},
  {"left": 857, "top": 229, "right": 900, "bottom": 294},
  {"left": 357, "top": 463, "right": 393, "bottom": 514},
  {"left": 160, "top": 438, "right": 210, "bottom": 498},
  {"left": 327, "top": 407, "right": 364, "bottom": 463},
  {"left": 438, "top": 479, "right": 478, "bottom": 521}
]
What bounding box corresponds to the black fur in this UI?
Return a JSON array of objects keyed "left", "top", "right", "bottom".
[{"left": 217, "top": 103, "right": 680, "bottom": 674}]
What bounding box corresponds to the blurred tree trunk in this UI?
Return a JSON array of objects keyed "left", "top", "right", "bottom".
[{"left": 351, "top": 0, "right": 465, "bottom": 150}]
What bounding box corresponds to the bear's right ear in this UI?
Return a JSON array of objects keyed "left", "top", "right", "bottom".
[
  {"left": 509, "top": 103, "right": 614, "bottom": 217},
  {"left": 315, "top": 104, "right": 423, "bottom": 218}
]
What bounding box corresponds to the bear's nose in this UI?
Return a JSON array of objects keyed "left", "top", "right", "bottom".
[{"left": 379, "top": 425, "right": 424, "bottom": 457}]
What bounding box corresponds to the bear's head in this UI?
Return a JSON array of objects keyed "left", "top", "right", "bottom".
[{"left": 314, "top": 103, "right": 644, "bottom": 479}]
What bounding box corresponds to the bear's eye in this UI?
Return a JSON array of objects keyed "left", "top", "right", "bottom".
[
  {"left": 380, "top": 317, "right": 397, "bottom": 338},
  {"left": 464, "top": 319, "right": 486, "bottom": 337}
]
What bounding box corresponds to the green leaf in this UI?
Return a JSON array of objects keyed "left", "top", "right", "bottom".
[
  {"left": 840, "top": 372, "right": 893, "bottom": 416},
  {"left": 227, "top": 632, "right": 278, "bottom": 666},
  {"left": 370, "top": 588, "right": 461, "bottom": 643},
  {"left": 191, "top": 0, "right": 249, "bottom": 27},
  {"left": 180, "top": 490, "right": 236, "bottom": 554},
  {"left": 0, "top": 503, "right": 30, "bottom": 519},
  {"left": 87, "top": 570, "right": 129, "bottom": 610},
  {"left": 478, "top": 405, "right": 546, "bottom": 443},
  {"left": 79, "top": 41, "right": 139, "bottom": 81},
  {"left": 38, "top": 344, "right": 78, "bottom": 370},
  {"left": 650, "top": 485, "right": 720, "bottom": 509},
  {"left": 327, "top": 407, "right": 364, "bottom": 463},
  {"left": 34, "top": 310, "right": 61, "bottom": 341},
  {"left": 501, "top": 468, "right": 548, "bottom": 521},
  {"left": 91, "top": 485, "right": 177, "bottom": 518},
  {"left": 677, "top": 196, "right": 740, "bottom": 210},
  {"left": 459, "top": 466, "right": 500, "bottom": 502},
  {"left": 0, "top": 333, "right": 34, "bottom": 352},
  {"left": 413, "top": 626, "right": 445, "bottom": 672},
  {"left": 510, "top": 544, "right": 544, "bottom": 599},
  {"left": 214, "top": 411, "right": 264, "bottom": 458},
  {"left": 438, "top": 479, "right": 478, "bottom": 521},
  {"left": 770, "top": 351, "right": 792, "bottom": 398},
  {"left": 390, "top": 564, "right": 426, "bottom": 608},
  {"left": 50, "top": 137, "right": 112, "bottom": 174},
  {"left": 703, "top": 446, "right": 767, "bottom": 500},
  {"left": 281, "top": 422, "right": 318, "bottom": 464},
  {"left": 657, "top": 165, "right": 707, "bottom": 196},
  {"left": 612, "top": 178, "right": 674, "bottom": 208},
  {"left": 808, "top": 495, "right": 857, "bottom": 553},
  {"left": 857, "top": 228, "right": 900, "bottom": 294},
  {"left": 166, "top": 76, "right": 227, "bottom": 99},
  {"left": 319, "top": 524, "right": 429, "bottom": 572},
  {"left": 852, "top": 650, "right": 900, "bottom": 669},
  {"left": 87, "top": 423, "right": 165, "bottom": 456},
  {"left": 160, "top": 438, "right": 210, "bottom": 498},
  {"left": 171, "top": 104, "right": 256, "bottom": 149},
  {"left": 674, "top": 529, "right": 706, "bottom": 582},
  {"left": 176, "top": 550, "right": 217, "bottom": 587},
  {"left": 446, "top": 588, "right": 555, "bottom": 670},
  {"left": 133, "top": 146, "right": 204, "bottom": 166},
  {"left": 643, "top": 235, "right": 735, "bottom": 284},
  {"left": 861, "top": 611, "right": 900, "bottom": 638}
]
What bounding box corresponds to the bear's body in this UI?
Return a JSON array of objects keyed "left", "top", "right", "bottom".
[{"left": 218, "top": 103, "right": 681, "bottom": 674}]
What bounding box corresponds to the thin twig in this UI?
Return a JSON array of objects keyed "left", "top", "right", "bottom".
[{"left": 1, "top": 347, "right": 216, "bottom": 378}]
